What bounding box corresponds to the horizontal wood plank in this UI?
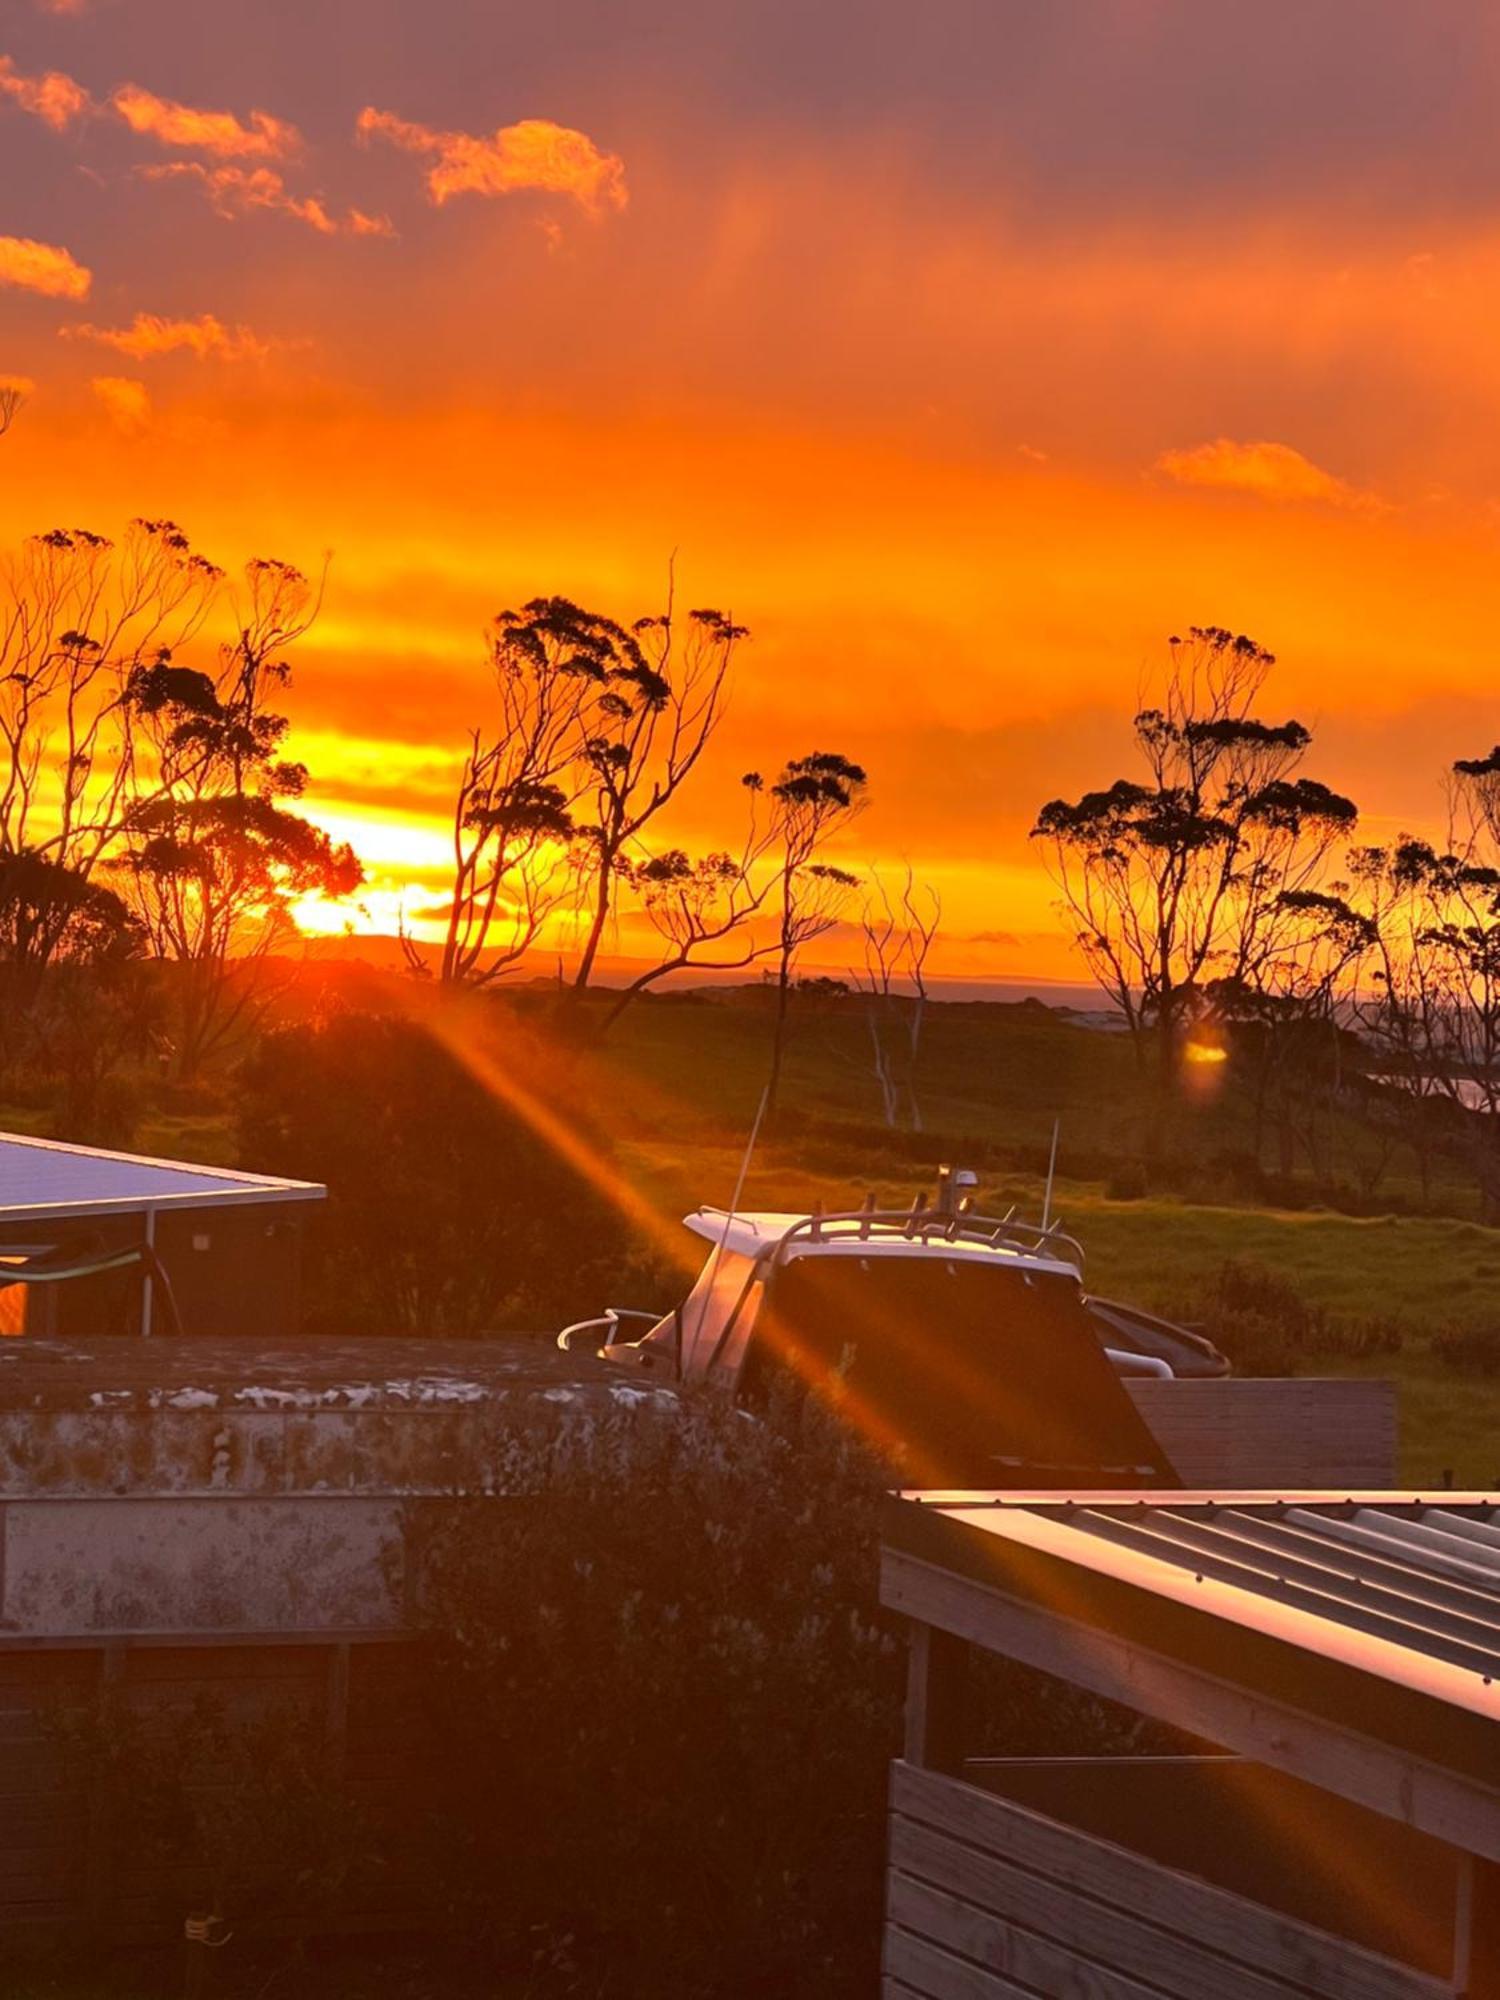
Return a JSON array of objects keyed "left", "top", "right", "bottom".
[
  {"left": 1127, "top": 1379, "right": 1397, "bottom": 1489},
  {"left": 892, "top": 1825, "right": 1298, "bottom": 2000},
  {"left": 884, "top": 1927, "right": 1040, "bottom": 1999},
  {"left": 891, "top": 1763, "right": 1448, "bottom": 2000},
  {"left": 890, "top": 1875, "right": 1169, "bottom": 1999},
  {"left": 884, "top": 1553, "right": 1500, "bottom": 1864}
]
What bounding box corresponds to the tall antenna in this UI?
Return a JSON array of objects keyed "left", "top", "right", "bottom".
[{"left": 1040, "top": 1117, "right": 1061, "bottom": 1234}]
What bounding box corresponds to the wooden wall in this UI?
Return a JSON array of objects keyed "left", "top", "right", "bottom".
[
  {"left": 884, "top": 1759, "right": 1453, "bottom": 2000},
  {"left": 0, "top": 1634, "right": 431, "bottom": 1950},
  {"left": 1127, "top": 1376, "right": 1398, "bottom": 1488}
]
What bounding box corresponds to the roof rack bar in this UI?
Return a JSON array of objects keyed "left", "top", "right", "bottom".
[{"left": 762, "top": 1206, "right": 1085, "bottom": 1271}]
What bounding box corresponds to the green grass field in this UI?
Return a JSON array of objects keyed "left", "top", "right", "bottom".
[
  {"left": 619, "top": 1134, "right": 1500, "bottom": 1485},
  {"left": 7, "top": 977, "right": 1499, "bottom": 1486}
]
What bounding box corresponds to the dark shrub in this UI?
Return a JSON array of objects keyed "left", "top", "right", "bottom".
[
  {"left": 399, "top": 1393, "right": 1163, "bottom": 1997},
  {"left": 237, "top": 1011, "right": 640, "bottom": 1334},
  {"left": 1430, "top": 1323, "right": 1500, "bottom": 1377},
  {"left": 402, "top": 1395, "right": 901, "bottom": 1996},
  {"left": 1169, "top": 1259, "right": 1404, "bottom": 1376}
]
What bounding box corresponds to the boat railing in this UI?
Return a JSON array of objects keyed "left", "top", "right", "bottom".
[{"left": 694, "top": 1203, "right": 1085, "bottom": 1272}]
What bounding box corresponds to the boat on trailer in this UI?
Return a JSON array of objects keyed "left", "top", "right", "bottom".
[{"left": 560, "top": 1167, "right": 1228, "bottom": 1488}]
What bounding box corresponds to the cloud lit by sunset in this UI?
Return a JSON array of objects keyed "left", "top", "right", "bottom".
[
  {"left": 0, "top": 53, "right": 88, "bottom": 129},
  {"left": 0, "top": 234, "right": 89, "bottom": 297},
  {"left": 64, "top": 311, "right": 270, "bottom": 360},
  {"left": 356, "top": 108, "right": 628, "bottom": 214},
  {"left": 5, "top": 1, "right": 1500, "bottom": 987},
  {"left": 111, "top": 82, "right": 300, "bottom": 160},
  {"left": 1154, "top": 439, "right": 1368, "bottom": 509}
]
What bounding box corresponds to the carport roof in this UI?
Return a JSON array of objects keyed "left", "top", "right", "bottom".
[{"left": 0, "top": 1131, "right": 324, "bottom": 1222}]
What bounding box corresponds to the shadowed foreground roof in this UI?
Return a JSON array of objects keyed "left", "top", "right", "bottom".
[{"left": 883, "top": 1490, "right": 1500, "bottom": 1854}]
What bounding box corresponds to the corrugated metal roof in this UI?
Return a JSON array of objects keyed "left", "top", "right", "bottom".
[
  {"left": 0, "top": 1132, "right": 324, "bottom": 1220},
  {"left": 895, "top": 1493, "right": 1500, "bottom": 1705},
  {"left": 1047, "top": 1499, "right": 1500, "bottom": 1681}
]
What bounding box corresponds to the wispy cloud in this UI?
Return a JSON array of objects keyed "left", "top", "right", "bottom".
[
  {"left": 112, "top": 83, "right": 300, "bottom": 160},
  {"left": 1154, "top": 437, "right": 1370, "bottom": 508},
  {"left": 136, "top": 161, "right": 392, "bottom": 237},
  {"left": 0, "top": 235, "right": 90, "bottom": 298},
  {"left": 0, "top": 55, "right": 91, "bottom": 129},
  {"left": 356, "top": 107, "right": 626, "bottom": 215},
  {"left": 90, "top": 374, "right": 149, "bottom": 430},
  {"left": 65, "top": 311, "right": 268, "bottom": 360}
]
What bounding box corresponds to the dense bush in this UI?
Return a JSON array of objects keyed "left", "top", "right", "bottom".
[
  {"left": 402, "top": 1396, "right": 902, "bottom": 1996},
  {"left": 27, "top": 1398, "right": 1172, "bottom": 1996},
  {"left": 1173, "top": 1258, "right": 1405, "bottom": 1376},
  {"left": 237, "top": 1011, "right": 646, "bottom": 1335},
  {"left": 396, "top": 1393, "right": 1163, "bottom": 1997},
  {"left": 1429, "top": 1322, "right": 1500, "bottom": 1377},
  {"left": 44, "top": 1687, "right": 374, "bottom": 1942}
]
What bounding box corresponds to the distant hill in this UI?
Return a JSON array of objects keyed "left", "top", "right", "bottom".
[{"left": 287, "top": 931, "right": 1109, "bottom": 1011}]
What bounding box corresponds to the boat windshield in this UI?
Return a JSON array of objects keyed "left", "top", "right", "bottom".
[
  {"left": 741, "top": 1253, "right": 1176, "bottom": 1486},
  {"left": 675, "top": 1247, "right": 763, "bottom": 1379}
]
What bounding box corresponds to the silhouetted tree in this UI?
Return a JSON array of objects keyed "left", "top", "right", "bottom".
[
  {"left": 598, "top": 774, "right": 785, "bottom": 1027},
  {"left": 113, "top": 557, "right": 360, "bottom": 1075},
  {"left": 1033, "top": 626, "right": 1356, "bottom": 1093},
  {"left": 1207, "top": 886, "right": 1375, "bottom": 1178},
  {"left": 1350, "top": 750, "right": 1500, "bottom": 1214},
  {"left": 427, "top": 598, "right": 619, "bottom": 986},
  {"left": 568, "top": 595, "right": 744, "bottom": 991},
  {"left": 853, "top": 865, "right": 940, "bottom": 1131},
  {"left": 0, "top": 381, "right": 23, "bottom": 441},
  {"left": 0, "top": 520, "right": 221, "bottom": 977},
  {"left": 762, "top": 751, "right": 867, "bottom": 1114}
]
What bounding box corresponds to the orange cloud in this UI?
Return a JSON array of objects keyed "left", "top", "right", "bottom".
[
  {"left": 135, "top": 162, "right": 388, "bottom": 237},
  {"left": 0, "top": 55, "right": 91, "bottom": 129},
  {"left": 356, "top": 107, "right": 626, "bottom": 215},
  {"left": 65, "top": 312, "right": 268, "bottom": 360},
  {"left": 0, "top": 235, "right": 90, "bottom": 298},
  {"left": 112, "top": 82, "right": 299, "bottom": 160},
  {"left": 1154, "top": 437, "right": 1366, "bottom": 507},
  {"left": 89, "top": 374, "right": 150, "bottom": 431}
]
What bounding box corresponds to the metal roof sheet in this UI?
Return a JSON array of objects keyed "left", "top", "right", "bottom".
[
  {"left": 0, "top": 1132, "right": 324, "bottom": 1221},
  {"left": 893, "top": 1492, "right": 1500, "bottom": 1714}
]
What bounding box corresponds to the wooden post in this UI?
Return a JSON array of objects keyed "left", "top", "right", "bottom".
[
  {"left": 903, "top": 1620, "right": 968, "bottom": 1775},
  {"left": 84, "top": 1642, "right": 125, "bottom": 1934},
  {"left": 1462, "top": 1852, "right": 1500, "bottom": 1998}
]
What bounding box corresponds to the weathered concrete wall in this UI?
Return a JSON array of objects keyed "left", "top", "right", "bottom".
[
  {"left": 0, "top": 1335, "right": 673, "bottom": 1497},
  {"left": 1, "top": 1494, "right": 402, "bottom": 1636},
  {"left": 0, "top": 1337, "right": 675, "bottom": 1642},
  {"left": 0, "top": 1339, "right": 1401, "bottom": 1646}
]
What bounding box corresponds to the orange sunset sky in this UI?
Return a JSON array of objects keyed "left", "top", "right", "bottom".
[{"left": 4, "top": 2, "right": 1500, "bottom": 988}]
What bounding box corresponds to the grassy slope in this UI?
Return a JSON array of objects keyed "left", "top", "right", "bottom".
[
  {"left": 8, "top": 975, "right": 1498, "bottom": 1483},
  {"left": 620, "top": 1133, "right": 1500, "bottom": 1485}
]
